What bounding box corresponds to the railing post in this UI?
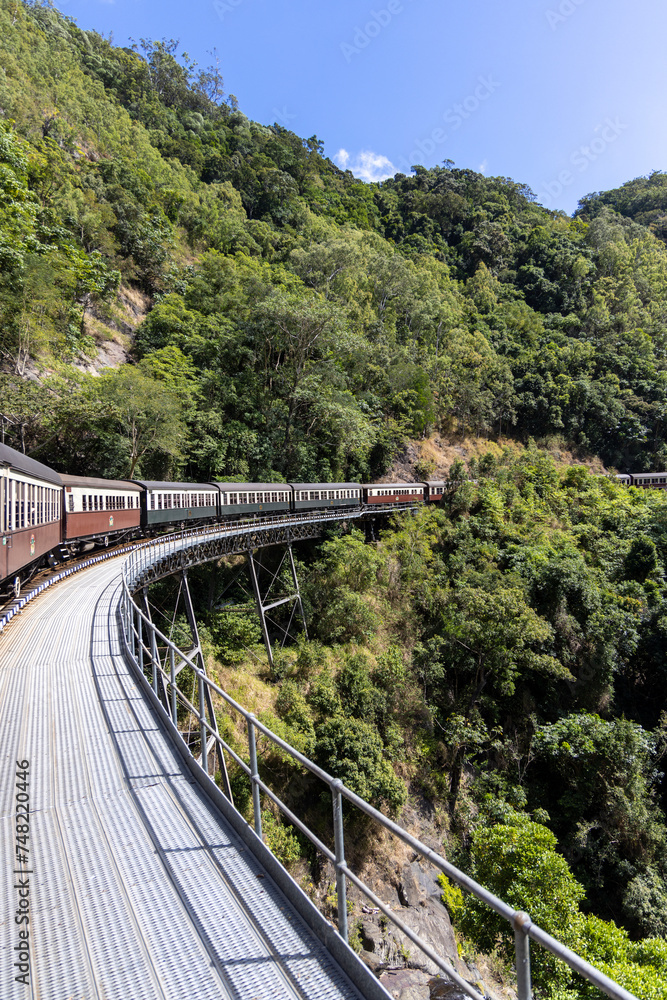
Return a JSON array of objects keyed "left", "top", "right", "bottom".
[
  {"left": 130, "top": 603, "right": 136, "bottom": 659},
  {"left": 151, "top": 626, "right": 159, "bottom": 695},
  {"left": 138, "top": 614, "right": 144, "bottom": 673},
  {"left": 247, "top": 715, "right": 262, "bottom": 840},
  {"left": 514, "top": 911, "right": 532, "bottom": 1000},
  {"left": 170, "top": 646, "right": 177, "bottom": 724},
  {"left": 199, "top": 671, "right": 208, "bottom": 774},
  {"left": 332, "top": 779, "right": 348, "bottom": 943}
]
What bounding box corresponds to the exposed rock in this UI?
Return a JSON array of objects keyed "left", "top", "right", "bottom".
[
  {"left": 359, "top": 899, "right": 463, "bottom": 979},
  {"left": 409, "top": 860, "right": 442, "bottom": 901},
  {"left": 387, "top": 898, "right": 463, "bottom": 977},
  {"left": 359, "top": 948, "right": 385, "bottom": 974},
  {"left": 379, "top": 967, "right": 432, "bottom": 1000},
  {"left": 398, "top": 863, "right": 423, "bottom": 908},
  {"left": 429, "top": 977, "right": 481, "bottom": 1000}
]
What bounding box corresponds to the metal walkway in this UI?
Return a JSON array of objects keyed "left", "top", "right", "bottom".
[{"left": 0, "top": 554, "right": 388, "bottom": 1000}]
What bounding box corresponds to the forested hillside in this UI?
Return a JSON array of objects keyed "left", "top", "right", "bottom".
[
  {"left": 3, "top": 0, "right": 667, "bottom": 479},
  {"left": 3, "top": 3, "right": 667, "bottom": 997}
]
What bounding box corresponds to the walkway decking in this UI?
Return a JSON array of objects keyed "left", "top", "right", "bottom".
[{"left": 0, "top": 557, "right": 382, "bottom": 1000}]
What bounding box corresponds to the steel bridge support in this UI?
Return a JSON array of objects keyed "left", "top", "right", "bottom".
[
  {"left": 246, "top": 544, "right": 307, "bottom": 669},
  {"left": 179, "top": 569, "right": 233, "bottom": 803}
]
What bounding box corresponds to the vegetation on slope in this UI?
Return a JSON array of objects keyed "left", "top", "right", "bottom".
[
  {"left": 4, "top": 0, "right": 667, "bottom": 479},
  {"left": 3, "top": 4, "right": 667, "bottom": 996}
]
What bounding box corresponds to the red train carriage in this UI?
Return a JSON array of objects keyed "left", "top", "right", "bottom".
[
  {"left": 630, "top": 473, "right": 667, "bottom": 489},
  {"left": 60, "top": 475, "right": 142, "bottom": 552},
  {"left": 0, "top": 443, "right": 63, "bottom": 597},
  {"left": 424, "top": 481, "right": 446, "bottom": 501},
  {"left": 362, "top": 483, "right": 426, "bottom": 505}
]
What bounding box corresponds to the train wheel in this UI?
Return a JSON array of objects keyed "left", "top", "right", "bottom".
[{"left": 12, "top": 576, "right": 21, "bottom": 599}]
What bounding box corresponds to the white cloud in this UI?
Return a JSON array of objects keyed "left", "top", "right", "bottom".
[
  {"left": 334, "top": 148, "right": 396, "bottom": 183},
  {"left": 335, "top": 148, "right": 350, "bottom": 170},
  {"left": 478, "top": 159, "right": 489, "bottom": 174}
]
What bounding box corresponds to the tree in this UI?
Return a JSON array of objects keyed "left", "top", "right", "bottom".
[
  {"left": 460, "top": 816, "right": 585, "bottom": 993},
  {"left": 314, "top": 717, "right": 406, "bottom": 812},
  {"left": 95, "top": 366, "right": 184, "bottom": 477}
]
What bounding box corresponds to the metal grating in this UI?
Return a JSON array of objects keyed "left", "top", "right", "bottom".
[{"left": 0, "top": 557, "right": 382, "bottom": 1000}]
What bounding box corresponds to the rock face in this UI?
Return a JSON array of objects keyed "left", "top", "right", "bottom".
[
  {"left": 357, "top": 858, "right": 467, "bottom": 1000},
  {"left": 358, "top": 858, "right": 512, "bottom": 1000}
]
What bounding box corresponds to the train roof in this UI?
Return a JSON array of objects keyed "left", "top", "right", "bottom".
[
  {"left": 289, "top": 482, "right": 361, "bottom": 490},
  {"left": 0, "top": 443, "right": 62, "bottom": 486},
  {"left": 362, "top": 481, "right": 425, "bottom": 488},
  {"left": 132, "top": 481, "right": 219, "bottom": 491},
  {"left": 216, "top": 482, "right": 290, "bottom": 491},
  {"left": 60, "top": 474, "right": 143, "bottom": 492}
]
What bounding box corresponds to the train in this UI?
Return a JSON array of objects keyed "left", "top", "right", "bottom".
[
  {"left": 0, "top": 443, "right": 448, "bottom": 598},
  {"left": 3, "top": 440, "right": 664, "bottom": 600}
]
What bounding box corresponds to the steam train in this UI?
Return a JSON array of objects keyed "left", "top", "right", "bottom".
[{"left": 0, "top": 443, "right": 446, "bottom": 598}]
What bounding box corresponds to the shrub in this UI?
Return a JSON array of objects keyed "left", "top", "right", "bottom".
[{"left": 314, "top": 716, "right": 406, "bottom": 812}]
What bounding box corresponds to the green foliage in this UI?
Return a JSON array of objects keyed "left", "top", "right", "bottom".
[
  {"left": 206, "top": 609, "right": 262, "bottom": 664},
  {"left": 437, "top": 874, "right": 464, "bottom": 922},
  {"left": 623, "top": 871, "right": 667, "bottom": 940},
  {"left": 260, "top": 810, "right": 302, "bottom": 870},
  {"left": 314, "top": 716, "right": 406, "bottom": 812},
  {"left": 7, "top": 8, "right": 667, "bottom": 983},
  {"left": 460, "top": 816, "right": 586, "bottom": 992},
  {"left": 531, "top": 714, "right": 666, "bottom": 903}
]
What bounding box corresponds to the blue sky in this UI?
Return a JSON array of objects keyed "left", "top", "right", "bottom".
[{"left": 56, "top": 0, "right": 667, "bottom": 214}]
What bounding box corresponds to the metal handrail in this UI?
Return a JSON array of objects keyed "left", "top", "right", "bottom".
[{"left": 118, "top": 523, "right": 639, "bottom": 1000}]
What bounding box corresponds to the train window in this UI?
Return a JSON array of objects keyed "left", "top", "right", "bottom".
[
  {"left": 247, "top": 493, "right": 255, "bottom": 504},
  {"left": 229, "top": 493, "right": 238, "bottom": 505},
  {"left": 68, "top": 495, "right": 74, "bottom": 513}
]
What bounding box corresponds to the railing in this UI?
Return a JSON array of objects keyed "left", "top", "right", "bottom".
[{"left": 119, "top": 523, "right": 639, "bottom": 1000}]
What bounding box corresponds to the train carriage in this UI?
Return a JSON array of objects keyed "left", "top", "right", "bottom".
[
  {"left": 0, "top": 443, "right": 63, "bottom": 596},
  {"left": 424, "top": 481, "right": 446, "bottom": 501},
  {"left": 60, "top": 474, "right": 142, "bottom": 551},
  {"left": 134, "top": 481, "right": 219, "bottom": 529},
  {"left": 290, "top": 483, "right": 361, "bottom": 512},
  {"left": 362, "top": 483, "right": 426, "bottom": 505},
  {"left": 217, "top": 483, "right": 292, "bottom": 518},
  {"left": 629, "top": 473, "right": 667, "bottom": 489}
]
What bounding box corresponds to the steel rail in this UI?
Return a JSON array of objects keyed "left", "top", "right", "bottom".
[{"left": 119, "top": 514, "right": 639, "bottom": 1000}]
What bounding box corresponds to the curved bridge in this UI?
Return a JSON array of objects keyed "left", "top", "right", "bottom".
[
  {"left": 1, "top": 512, "right": 639, "bottom": 1000},
  {"left": 1, "top": 511, "right": 391, "bottom": 1000}
]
